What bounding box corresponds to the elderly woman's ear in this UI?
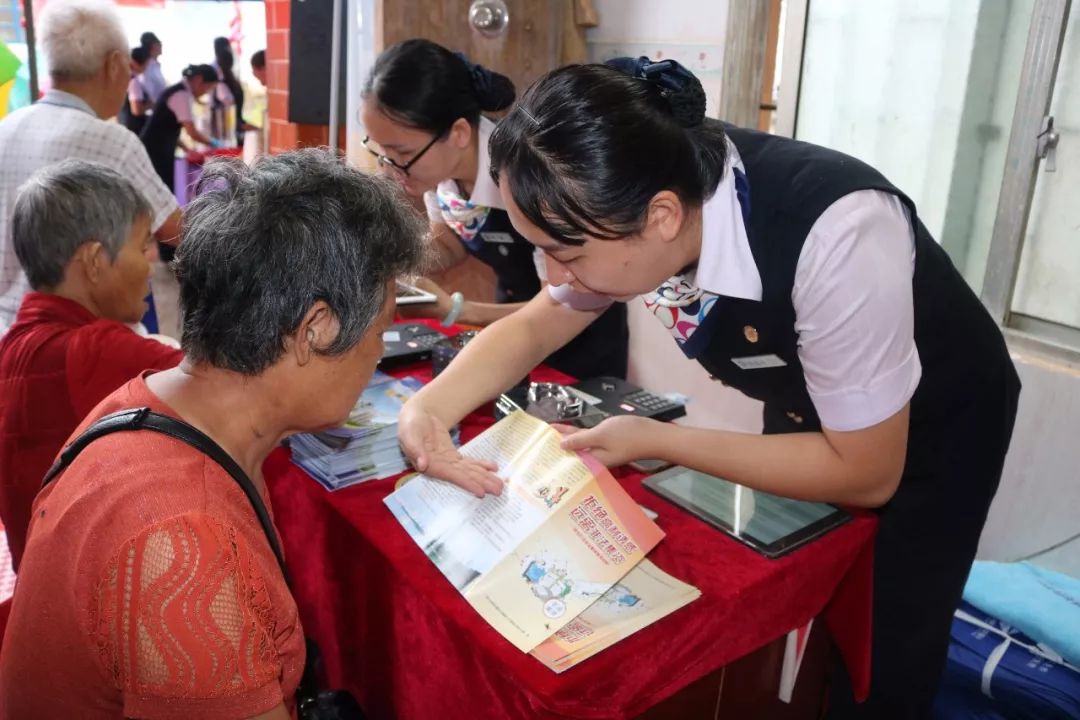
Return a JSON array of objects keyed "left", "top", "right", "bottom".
[
  {"left": 75, "top": 241, "right": 107, "bottom": 284},
  {"left": 293, "top": 301, "right": 341, "bottom": 366}
]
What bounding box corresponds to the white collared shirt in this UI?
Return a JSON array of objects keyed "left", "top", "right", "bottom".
[
  {"left": 689, "top": 140, "right": 762, "bottom": 301},
  {"left": 550, "top": 139, "right": 921, "bottom": 432},
  {"left": 141, "top": 59, "right": 168, "bottom": 103},
  {"left": 166, "top": 80, "right": 195, "bottom": 124},
  {"left": 423, "top": 115, "right": 503, "bottom": 221},
  {"left": 127, "top": 75, "right": 149, "bottom": 105},
  {"left": 0, "top": 90, "right": 179, "bottom": 334}
]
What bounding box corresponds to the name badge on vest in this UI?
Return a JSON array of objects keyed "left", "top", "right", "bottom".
[
  {"left": 482, "top": 232, "right": 515, "bottom": 244},
  {"left": 731, "top": 354, "right": 788, "bottom": 370}
]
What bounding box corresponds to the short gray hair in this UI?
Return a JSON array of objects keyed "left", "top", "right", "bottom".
[
  {"left": 13, "top": 160, "right": 151, "bottom": 290},
  {"left": 176, "top": 149, "right": 426, "bottom": 375},
  {"left": 38, "top": 0, "right": 127, "bottom": 82}
]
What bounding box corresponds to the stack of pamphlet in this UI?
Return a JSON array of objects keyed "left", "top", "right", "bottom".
[
  {"left": 384, "top": 411, "right": 700, "bottom": 671},
  {"left": 292, "top": 371, "right": 456, "bottom": 490}
]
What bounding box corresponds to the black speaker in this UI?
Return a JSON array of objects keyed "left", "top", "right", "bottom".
[{"left": 287, "top": 0, "right": 348, "bottom": 125}]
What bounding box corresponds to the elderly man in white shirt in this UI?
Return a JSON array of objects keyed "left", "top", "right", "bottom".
[{"left": 0, "top": 0, "right": 181, "bottom": 335}]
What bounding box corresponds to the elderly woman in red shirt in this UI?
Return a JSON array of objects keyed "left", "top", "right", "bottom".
[
  {"left": 0, "top": 159, "right": 182, "bottom": 570},
  {"left": 0, "top": 149, "right": 425, "bottom": 719}
]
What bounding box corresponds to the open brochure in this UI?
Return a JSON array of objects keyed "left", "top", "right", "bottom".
[
  {"left": 385, "top": 411, "right": 699, "bottom": 665},
  {"left": 530, "top": 558, "right": 701, "bottom": 672}
]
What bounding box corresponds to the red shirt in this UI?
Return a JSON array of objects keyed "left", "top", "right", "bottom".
[
  {"left": 0, "top": 292, "right": 182, "bottom": 569},
  {"left": 0, "top": 374, "right": 305, "bottom": 718}
]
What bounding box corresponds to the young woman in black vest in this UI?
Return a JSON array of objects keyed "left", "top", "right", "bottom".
[
  {"left": 212, "top": 37, "right": 249, "bottom": 146},
  {"left": 360, "top": 39, "right": 629, "bottom": 380},
  {"left": 140, "top": 64, "right": 219, "bottom": 261},
  {"left": 398, "top": 58, "right": 1021, "bottom": 719}
]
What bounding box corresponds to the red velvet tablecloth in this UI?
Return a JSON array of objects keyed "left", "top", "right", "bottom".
[{"left": 264, "top": 354, "right": 877, "bottom": 720}]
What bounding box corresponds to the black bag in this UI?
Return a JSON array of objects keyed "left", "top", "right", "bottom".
[{"left": 42, "top": 407, "right": 365, "bottom": 720}]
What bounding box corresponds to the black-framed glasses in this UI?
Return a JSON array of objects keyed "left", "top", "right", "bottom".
[{"left": 361, "top": 133, "right": 443, "bottom": 176}]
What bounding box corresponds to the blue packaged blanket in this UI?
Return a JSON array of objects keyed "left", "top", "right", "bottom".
[
  {"left": 963, "top": 561, "right": 1080, "bottom": 666},
  {"left": 932, "top": 601, "right": 1080, "bottom": 720}
]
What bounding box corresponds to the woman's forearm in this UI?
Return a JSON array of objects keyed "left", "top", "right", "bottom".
[
  {"left": 457, "top": 300, "right": 527, "bottom": 326},
  {"left": 644, "top": 409, "right": 908, "bottom": 507},
  {"left": 412, "top": 294, "right": 597, "bottom": 426}
]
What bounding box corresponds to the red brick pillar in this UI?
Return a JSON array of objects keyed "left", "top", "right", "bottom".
[{"left": 264, "top": 0, "right": 330, "bottom": 153}]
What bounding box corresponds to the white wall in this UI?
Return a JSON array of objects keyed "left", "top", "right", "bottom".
[
  {"left": 587, "top": 0, "right": 727, "bottom": 117},
  {"left": 977, "top": 352, "right": 1080, "bottom": 577}
]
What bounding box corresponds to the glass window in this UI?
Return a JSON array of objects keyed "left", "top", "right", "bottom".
[
  {"left": 1010, "top": 10, "right": 1080, "bottom": 331},
  {"left": 793, "top": 0, "right": 1034, "bottom": 292}
]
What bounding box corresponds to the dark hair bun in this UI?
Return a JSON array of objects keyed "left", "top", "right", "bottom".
[
  {"left": 605, "top": 56, "right": 706, "bottom": 128},
  {"left": 183, "top": 64, "right": 219, "bottom": 83},
  {"left": 476, "top": 70, "right": 516, "bottom": 112},
  {"left": 667, "top": 78, "right": 706, "bottom": 128},
  {"left": 455, "top": 53, "right": 515, "bottom": 112}
]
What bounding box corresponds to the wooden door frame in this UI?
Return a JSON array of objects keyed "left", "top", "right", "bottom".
[{"left": 718, "top": 0, "right": 784, "bottom": 130}]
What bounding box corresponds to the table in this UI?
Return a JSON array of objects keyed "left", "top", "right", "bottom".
[{"left": 264, "top": 352, "right": 877, "bottom": 719}]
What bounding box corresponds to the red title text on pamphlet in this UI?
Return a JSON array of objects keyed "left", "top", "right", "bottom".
[{"left": 568, "top": 495, "right": 639, "bottom": 565}]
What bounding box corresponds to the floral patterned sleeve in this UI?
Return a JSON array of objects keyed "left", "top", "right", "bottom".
[{"left": 91, "top": 513, "right": 287, "bottom": 719}]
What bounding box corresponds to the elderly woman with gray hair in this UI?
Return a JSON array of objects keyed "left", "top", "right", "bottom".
[
  {"left": 0, "top": 159, "right": 182, "bottom": 572},
  {"left": 0, "top": 149, "right": 426, "bottom": 719}
]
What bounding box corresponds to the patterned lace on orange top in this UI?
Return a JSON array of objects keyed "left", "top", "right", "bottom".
[{"left": 92, "top": 513, "right": 283, "bottom": 701}]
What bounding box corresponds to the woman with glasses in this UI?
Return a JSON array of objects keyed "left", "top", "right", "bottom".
[
  {"left": 360, "top": 39, "right": 628, "bottom": 380},
  {"left": 397, "top": 58, "right": 1021, "bottom": 718}
]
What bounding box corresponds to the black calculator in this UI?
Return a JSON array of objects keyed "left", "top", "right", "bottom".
[
  {"left": 570, "top": 376, "right": 687, "bottom": 423},
  {"left": 495, "top": 376, "right": 686, "bottom": 428}
]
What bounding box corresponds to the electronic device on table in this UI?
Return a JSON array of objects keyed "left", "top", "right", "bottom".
[
  {"left": 379, "top": 322, "right": 444, "bottom": 367},
  {"left": 395, "top": 280, "right": 438, "bottom": 305},
  {"left": 431, "top": 331, "right": 478, "bottom": 378},
  {"left": 643, "top": 466, "right": 851, "bottom": 558},
  {"left": 495, "top": 376, "right": 687, "bottom": 429},
  {"left": 572, "top": 376, "right": 686, "bottom": 423}
]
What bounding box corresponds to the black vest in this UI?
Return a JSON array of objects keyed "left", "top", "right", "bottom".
[
  {"left": 467, "top": 209, "right": 629, "bottom": 380},
  {"left": 119, "top": 76, "right": 149, "bottom": 136},
  {"left": 214, "top": 73, "right": 245, "bottom": 144},
  {"left": 697, "top": 127, "right": 1019, "bottom": 484},
  {"left": 140, "top": 83, "right": 186, "bottom": 176}
]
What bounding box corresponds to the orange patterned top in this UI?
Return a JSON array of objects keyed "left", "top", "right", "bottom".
[{"left": 0, "top": 373, "right": 305, "bottom": 719}]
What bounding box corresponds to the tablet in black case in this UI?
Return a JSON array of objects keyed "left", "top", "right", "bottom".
[{"left": 643, "top": 467, "right": 851, "bottom": 558}]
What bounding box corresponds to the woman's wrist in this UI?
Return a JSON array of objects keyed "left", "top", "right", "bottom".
[
  {"left": 440, "top": 291, "right": 465, "bottom": 327},
  {"left": 642, "top": 419, "right": 679, "bottom": 464},
  {"left": 453, "top": 299, "right": 477, "bottom": 326},
  {"left": 409, "top": 386, "right": 461, "bottom": 429}
]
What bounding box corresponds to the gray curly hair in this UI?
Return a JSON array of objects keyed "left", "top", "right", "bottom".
[{"left": 175, "top": 149, "right": 426, "bottom": 375}]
